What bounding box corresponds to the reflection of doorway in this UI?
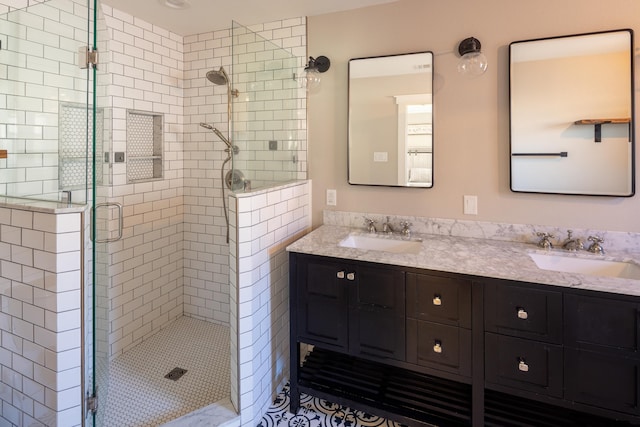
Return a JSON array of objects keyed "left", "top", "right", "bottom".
[{"left": 395, "top": 94, "right": 433, "bottom": 186}]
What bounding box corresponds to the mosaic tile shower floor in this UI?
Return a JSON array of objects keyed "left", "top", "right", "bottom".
[
  {"left": 258, "top": 384, "right": 409, "bottom": 427},
  {"left": 103, "top": 317, "right": 230, "bottom": 427}
]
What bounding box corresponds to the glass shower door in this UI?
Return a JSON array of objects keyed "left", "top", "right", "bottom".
[{"left": 90, "top": 1, "right": 114, "bottom": 426}]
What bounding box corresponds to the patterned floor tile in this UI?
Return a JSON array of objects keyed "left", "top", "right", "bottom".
[{"left": 258, "top": 384, "right": 406, "bottom": 427}]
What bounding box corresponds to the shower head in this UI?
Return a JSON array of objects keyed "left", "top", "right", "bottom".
[
  {"left": 206, "top": 67, "right": 229, "bottom": 86},
  {"left": 199, "top": 122, "right": 232, "bottom": 149}
]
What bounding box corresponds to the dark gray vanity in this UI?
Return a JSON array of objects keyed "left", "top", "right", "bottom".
[{"left": 287, "top": 225, "right": 640, "bottom": 426}]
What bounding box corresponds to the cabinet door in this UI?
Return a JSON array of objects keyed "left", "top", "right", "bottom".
[
  {"left": 565, "top": 347, "right": 640, "bottom": 416},
  {"left": 485, "top": 333, "right": 563, "bottom": 398},
  {"left": 485, "top": 281, "right": 562, "bottom": 343},
  {"left": 349, "top": 265, "right": 406, "bottom": 361},
  {"left": 565, "top": 293, "right": 640, "bottom": 353},
  {"left": 296, "top": 257, "right": 349, "bottom": 351},
  {"left": 407, "top": 273, "right": 472, "bottom": 328}
]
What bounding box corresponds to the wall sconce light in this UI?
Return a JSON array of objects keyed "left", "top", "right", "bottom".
[
  {"left": 457, "top": 37, "right": 488, "bottom": 76},
  {"left": 301, "top": 56, "right": 331, "bottom": 90}
]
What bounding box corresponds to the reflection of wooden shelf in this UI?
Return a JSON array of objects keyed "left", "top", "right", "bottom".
[
  {"left": 574, "top": 118, "right": 630, "bottom": 125},
  {"left": 574, "top": 118, "right": 631, "bottom": 142}
]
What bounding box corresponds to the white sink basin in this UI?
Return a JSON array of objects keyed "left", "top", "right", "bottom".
[
  {"left": 529, "top": 253, "right": 640, "bottom": 280},
  {"left": 339, "top": 234, "right": 423, "bottom": 254}
]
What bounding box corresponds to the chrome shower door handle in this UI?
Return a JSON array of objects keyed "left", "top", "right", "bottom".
[{"left": 92, "top": 202, "right": 123, "bottom": 243}]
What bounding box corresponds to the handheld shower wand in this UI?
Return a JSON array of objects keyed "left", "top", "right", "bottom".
[{"left": 199, "top": 122, "right": 232, "bottom": 149}]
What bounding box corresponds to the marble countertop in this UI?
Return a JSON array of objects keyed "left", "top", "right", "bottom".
[
  {"left": 287, "top": 225, "right": 640, "bottom": 297},
  {"left": 0, "top": 196, "right": 87, "bottom": 214}
]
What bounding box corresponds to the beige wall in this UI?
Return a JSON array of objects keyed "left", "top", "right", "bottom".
[{"left": 308, "top": 0, "right": 640, "bottom": 232}]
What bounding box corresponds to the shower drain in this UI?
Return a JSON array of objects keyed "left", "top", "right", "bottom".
[{"left": 164, "top": 367, "right": 188, "bottom": 381}]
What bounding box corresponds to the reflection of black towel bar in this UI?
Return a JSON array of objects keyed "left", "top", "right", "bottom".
[{"left": 512, "top": 152, "right": 568, "bottom": 157}]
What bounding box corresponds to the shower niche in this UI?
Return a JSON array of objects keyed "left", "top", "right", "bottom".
[
  {"left": 127, "top": 109, "right": 164, "bottom": 182},
  {"left": 59, "top": 102, "right": 105, "bottom": 190}
]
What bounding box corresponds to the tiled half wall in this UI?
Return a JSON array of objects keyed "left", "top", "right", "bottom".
[
  {"left": 230, "top": 180, "right": 311, "bottom": 426},
  {"left": 0, "top": 203, "right": 86, "bottom": 427}
]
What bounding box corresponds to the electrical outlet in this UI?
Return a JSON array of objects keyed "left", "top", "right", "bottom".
[
  {"left": 269, "top": 140, "right": 278, "bottom": 150},
  {"left": 326, "top": 189, "right": 337, "bottom": 206},
  {"left": 463, "top": 195, "right": 478, "bottom": 215}
]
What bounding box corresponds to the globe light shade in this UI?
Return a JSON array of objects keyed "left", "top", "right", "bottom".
[{"left": 457, "top": 37, "right": 488, "bottom": 76}]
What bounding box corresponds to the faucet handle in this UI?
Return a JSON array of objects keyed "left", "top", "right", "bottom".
[
  {"left": 400, "top": 221, "right": 412, "bottom": 238},
  {"left": 587, "top": 235, "right": 605, "bottom": 254},
  {"left": 363, "top": 217, "right": 377, "bottom": 233},
  {"left": 535, "top": 232, "right": 555, "bottom": 249}
]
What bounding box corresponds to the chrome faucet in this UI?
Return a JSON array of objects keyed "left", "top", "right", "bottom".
[
  {"left": 561, "top": 230, "right": 584, "bottom": 252},
  {"left": 536, "top": 232, "right": 555, "bottom": 249},
  {"left": 587, "top": 236, "right": 605, "bottom": 254},
  {"left": 399, "top": 221, "right": 412, "bottom": 239},
  {"left": 382, "top": 216, "right": 394, "bottom": 234},
  {"left": 364, "top": 217, "right": 377, "bottom": 233}
]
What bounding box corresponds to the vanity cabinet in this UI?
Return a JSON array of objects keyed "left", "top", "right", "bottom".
[{"left": 289, "top": 252, "right": 640, "bottom": 426}]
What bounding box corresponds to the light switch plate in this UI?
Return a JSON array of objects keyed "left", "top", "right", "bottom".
[
  {"left": 373, "top": 152, "right": 388, "bottom": 162},
  {"left": 326, "top": 189, "right": 337, "bottom": 206},
  {"left": 464, "top": 195, "right": 478, "bottom": 215}
]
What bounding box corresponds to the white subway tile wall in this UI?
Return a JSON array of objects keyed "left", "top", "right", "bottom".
[
  {"left": 100, "top": 4, "right": 185, "bottom": 358},
  {"left": 229, "top": 180, "right": 311, "bottom": 426},
  {"left": 182, "top": 19, "right": 307, "bottom": 329},
  {"left": 0, "top": 206, "right": 85, "bottom": 427},
  {"left": 0, "top": 0, "right": 89, "bottom": 201}
]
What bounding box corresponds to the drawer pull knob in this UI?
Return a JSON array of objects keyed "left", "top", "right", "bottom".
[
  {"left": 433, "top": 341, "right": 442, "bottom": 353},
  {"left": 336, "top": 271, "right": 345, "bottom": 279},
  {"left": 346, "top": 272, "right": 355, "bottom": 281},
  {"left": 433, "top": 296, "right": 442, "bottom": 306},
  {"left": 517, "top": 308, "right": 528, "bottom": 320},
  {"left": 518, "top": 359, "right": 529, "bottom": 372}
]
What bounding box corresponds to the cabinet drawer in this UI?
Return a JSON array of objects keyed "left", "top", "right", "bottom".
[
  {"left": 565, "top": 347, "right": 640, "bottom": 415},
  {"left": 407, "top": 319, "right": 471, "bottom": 377},
  {"left": 407, "top": 273, "right": 472, "bottom": 328},
  {"left": 485, "top": 281, "right": 562, "bottom": 343},
  {"left": 565, "top": 293, "right": 640, "bottom": 353},
  {"left": 485, "top": 333, "right": 563, "bottom": 398}
]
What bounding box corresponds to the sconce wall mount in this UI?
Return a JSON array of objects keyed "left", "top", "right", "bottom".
[{"left": 305, "top": 56, "right": 331, "bottom": 73}]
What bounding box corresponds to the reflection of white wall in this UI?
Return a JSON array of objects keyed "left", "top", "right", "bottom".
[
  {"left": 349, "top": 77, "right": 399, "bottom": 184},
  {"left": 511, "top": 50, "right": 632, "bottom": 195},
  {"left": 395, "top": 95, "right": 432, "bottom": 186},
  {"left": 349, "top": 72, "right": 430, "bottom": 185},
  {"left": 0, "top": 0, "right": 89, "bottom": 200}
]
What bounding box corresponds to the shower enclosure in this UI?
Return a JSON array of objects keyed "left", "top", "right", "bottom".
[{"left": 0, "top": 0, "right": 306, "bottom": 425}]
